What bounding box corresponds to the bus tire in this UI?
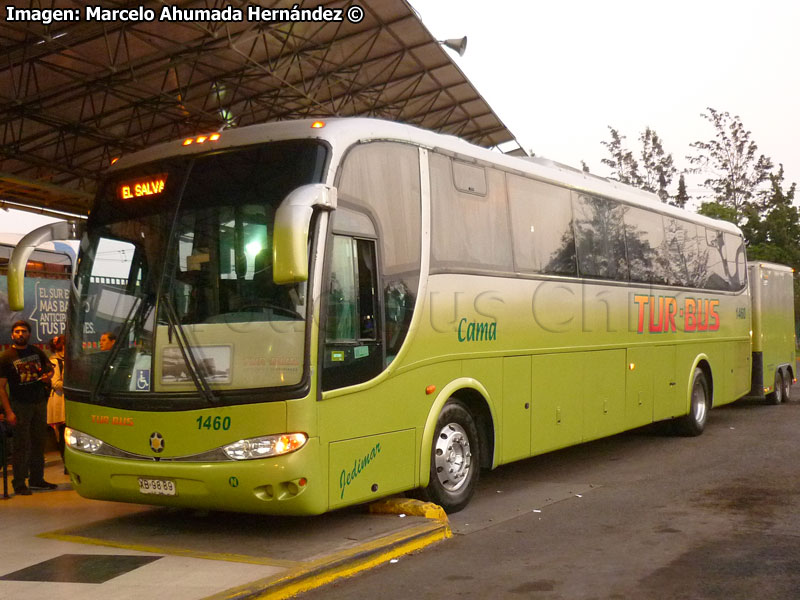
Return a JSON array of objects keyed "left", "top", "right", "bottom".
[
  {"left": 674, "top": 368, "right": 710, "bottom": 436},
  {"left": 419, "top": 399, "right": 480, "bottom": 513},
  {"left": 768, "top": 370, "right": 785, "bottom": 405},
  {"left": 781, "top": 368, "right": 792, "bottom": 403}
]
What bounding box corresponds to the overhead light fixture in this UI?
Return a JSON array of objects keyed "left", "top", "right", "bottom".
[{"left": 439, "top": 36, "right": 467, "bottom": 57}]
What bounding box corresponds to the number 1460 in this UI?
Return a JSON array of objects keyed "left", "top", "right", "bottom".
[{"left": 196, "top": 416, "right": 231, "bottom": 431}]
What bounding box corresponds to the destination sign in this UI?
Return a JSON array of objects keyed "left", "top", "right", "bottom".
[{"left": 118, "top": 174, "right": 168, "bottom": 200}]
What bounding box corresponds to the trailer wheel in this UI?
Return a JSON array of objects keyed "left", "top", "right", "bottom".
[
  {"left": 418, "top": 399, "right": 480, "bottom": 513},
  {"left": 781, "top": 369, "right": 792, "bottom": 403},
  {"left": 768, "top": 371, "right": 785, "bottom": 405},
  {"left": 674, "top": 368, "right": 710, "bottom": 436}
]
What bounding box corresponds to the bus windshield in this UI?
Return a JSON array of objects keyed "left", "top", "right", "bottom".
[{"left": 67, "top": 140, "right": 328, "bottom": 406}]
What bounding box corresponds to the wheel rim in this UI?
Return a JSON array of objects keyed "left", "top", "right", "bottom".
[
  {"left": 434, "top": 423, "right": 472, "bottom": 492},
  {"left": 776, "top": 373, "right": 784, "bottom": 403},
  {"left": 692, "top": 379, "right": 708, "bottom": 424}
]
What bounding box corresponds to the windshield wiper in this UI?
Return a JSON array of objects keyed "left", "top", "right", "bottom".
[
  {"left": 94, "top": 294, "right": 144, "bottom": 400},
  {"left": 159, "top": 294, "right": 217, "bottom": 405}
]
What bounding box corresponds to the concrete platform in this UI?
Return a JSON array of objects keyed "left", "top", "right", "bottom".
[
  {"left": 0, "top": 447, "right": 600, "bottom": 599},
  {"left": 0, "top": 454, "right": 450, "bottom": 600}
]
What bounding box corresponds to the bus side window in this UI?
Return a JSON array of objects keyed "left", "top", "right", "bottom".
[
  {"left": 322, "top": 235, "right": 382, "bottom": 392},
  {"left": 573, "top": 193, "right": 628, "bottom": 281}
]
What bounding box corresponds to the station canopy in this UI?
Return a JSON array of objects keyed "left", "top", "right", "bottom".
[{"left": 0, "top": 0, "right": 522, "bottom": 217}]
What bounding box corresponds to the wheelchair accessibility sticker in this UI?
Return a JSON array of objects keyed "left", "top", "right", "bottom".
[{"left": 135, "top": 369, "right": 151, "bottom": 391}]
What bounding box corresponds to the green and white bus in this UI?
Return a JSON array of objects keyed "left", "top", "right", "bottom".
[{"left": 10, "top": 118, "right": 752, "bottom": 514}]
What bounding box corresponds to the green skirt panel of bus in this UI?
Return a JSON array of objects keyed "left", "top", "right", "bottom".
[{"left": 328, "top": 429, "right": 415, "bottom": 509}]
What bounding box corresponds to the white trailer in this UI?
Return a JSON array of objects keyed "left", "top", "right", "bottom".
[{"left": 746, "top": 261, "right": 796, "bottom": 403}]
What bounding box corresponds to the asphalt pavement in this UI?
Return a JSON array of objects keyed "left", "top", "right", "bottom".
[{"left": 303, "top": 382, "right": 800, "bottom": 599}]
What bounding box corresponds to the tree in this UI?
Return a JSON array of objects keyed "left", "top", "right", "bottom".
[
  {"left": 697, "top": 200, "right": 738, "bottom": 225},
  {"left": 639, "top": 127, "right": 677, "bottom": 202},
  {"left": 602, "top": 126, "right": 678, "bottom": 203},
  {"left": 687, "top": 107, "right": 774, "bottom": 222},
  {"left": 601, "top": 127, "right": 642, "bottom": 187},
  {"left": 744, "top": 165, "right": 800, "bottom": 324},
  {"left": 672, "top": 174, "right": 689, "bottom": 208},
  {"left": 744, "top": 165, "right": 800, "bottom": 265}
]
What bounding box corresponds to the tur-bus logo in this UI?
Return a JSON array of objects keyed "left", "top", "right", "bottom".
[{"left": 634, "top": 295, "right": 720, "bottom": 333}]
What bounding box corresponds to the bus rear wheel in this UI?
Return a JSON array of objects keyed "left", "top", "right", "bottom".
[
  {"left": 768, "top": 370, "right": 785, "bottom": 405},
  {"left": 674, "top": 368, "right": 710, "bottom": 436},
  {"left": 419, "top": 399, "right": 480, "bottom": 513}
]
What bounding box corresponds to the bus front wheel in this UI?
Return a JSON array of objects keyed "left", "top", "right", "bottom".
[
  {"left": 419, "top": 399, "right": 480, "bottom": 513},
  {"left": 674, "top": 368, "right": 710, "bottom": 436}
]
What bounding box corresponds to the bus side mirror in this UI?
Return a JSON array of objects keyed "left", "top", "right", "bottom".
[
  {"left": 9, "top": 221, "right": 84, "bottom": 311},
  {"left": 273, "top": 184, "right": 337, "bottom": 284}
]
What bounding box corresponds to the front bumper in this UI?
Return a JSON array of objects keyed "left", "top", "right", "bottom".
[{"left": 66, "top": 436, "right": 326, "bottom": 515}]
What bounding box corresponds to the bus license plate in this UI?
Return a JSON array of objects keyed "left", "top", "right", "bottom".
[{"left": 137, "top": 477, "right": 176, "bottom": 496}]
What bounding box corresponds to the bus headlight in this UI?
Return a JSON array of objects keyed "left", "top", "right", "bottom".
[
  {"left": 65, "top": 427, "right": 104, "bottom": 454},
  {"left": 223, "top": 433, "right": 307, "bottom": 460}
]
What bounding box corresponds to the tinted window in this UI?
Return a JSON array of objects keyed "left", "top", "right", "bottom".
[
  {"left": 573, "top": 193, "right": 628, "bottom": 280},
  {"left": 724, "top": 232, "right": 747, "bottom": 290},
  {"left": 664, "top": 219, "right": 709, "bottom": 288},
  {"left": 697, "top": 230, "right": 747, "bottom": 291},
  {"left": 323, "top": 236, "right": 382, "bottom": 391},
  {"left": 337, "top": 142, "right": 421, "bottom": 363},
  {"left": 624, "top": 206, "right": 666, "bottom": 284},
  {"left": 703, "top": 228, "right": 730, "bottom": 290},
  {"left": 338, "top": 142, "right": 420, "bottom": 277},
  {"left": 507, "top": 174, "right": 576, "bottom": 275},
  {"left": 431, "top": 153, "right": 513, "bottom": 272}
]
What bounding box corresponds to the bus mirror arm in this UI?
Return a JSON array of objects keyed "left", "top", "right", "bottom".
[
  {"left": 8, "top": 221, "right": 84, "bottom": 311},
  {"left": 273, "top": 184, "right": 337, "bottom": 284}
]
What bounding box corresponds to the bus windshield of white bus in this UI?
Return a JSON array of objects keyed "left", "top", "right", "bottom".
[{"left": 67, "top": 140, "right": 328, "bottom": 407}]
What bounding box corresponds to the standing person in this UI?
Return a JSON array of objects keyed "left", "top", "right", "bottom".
[
  {"left": 47, "top": 335, "right": 67, "bottom": 473},
  {"left": 0, "top": 321, "right": 57, "bottom": 495}
]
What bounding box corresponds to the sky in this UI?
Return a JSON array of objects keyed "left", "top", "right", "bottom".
[
  {"left": 410, "top": 0, "right": 800, "bottom": 199},
  {"left": 3, "top": 0, "right": 798, "bottom": 234}
]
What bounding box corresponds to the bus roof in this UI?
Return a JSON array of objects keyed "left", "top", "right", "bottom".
[{"left": 109, "top": 118, "right": 743, "bottom": 237}]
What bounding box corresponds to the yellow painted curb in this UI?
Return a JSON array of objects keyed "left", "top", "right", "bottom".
[
  {"left": 207, "top": 500, "right": 451, "bottom": 600},
  {"left": 244, "top": 524, "right": 448, "bottom": 600}
]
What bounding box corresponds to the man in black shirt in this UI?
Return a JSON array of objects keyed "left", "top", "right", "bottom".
[{"left": 0, "top": 320, "right": 57, "bottom": 495}]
